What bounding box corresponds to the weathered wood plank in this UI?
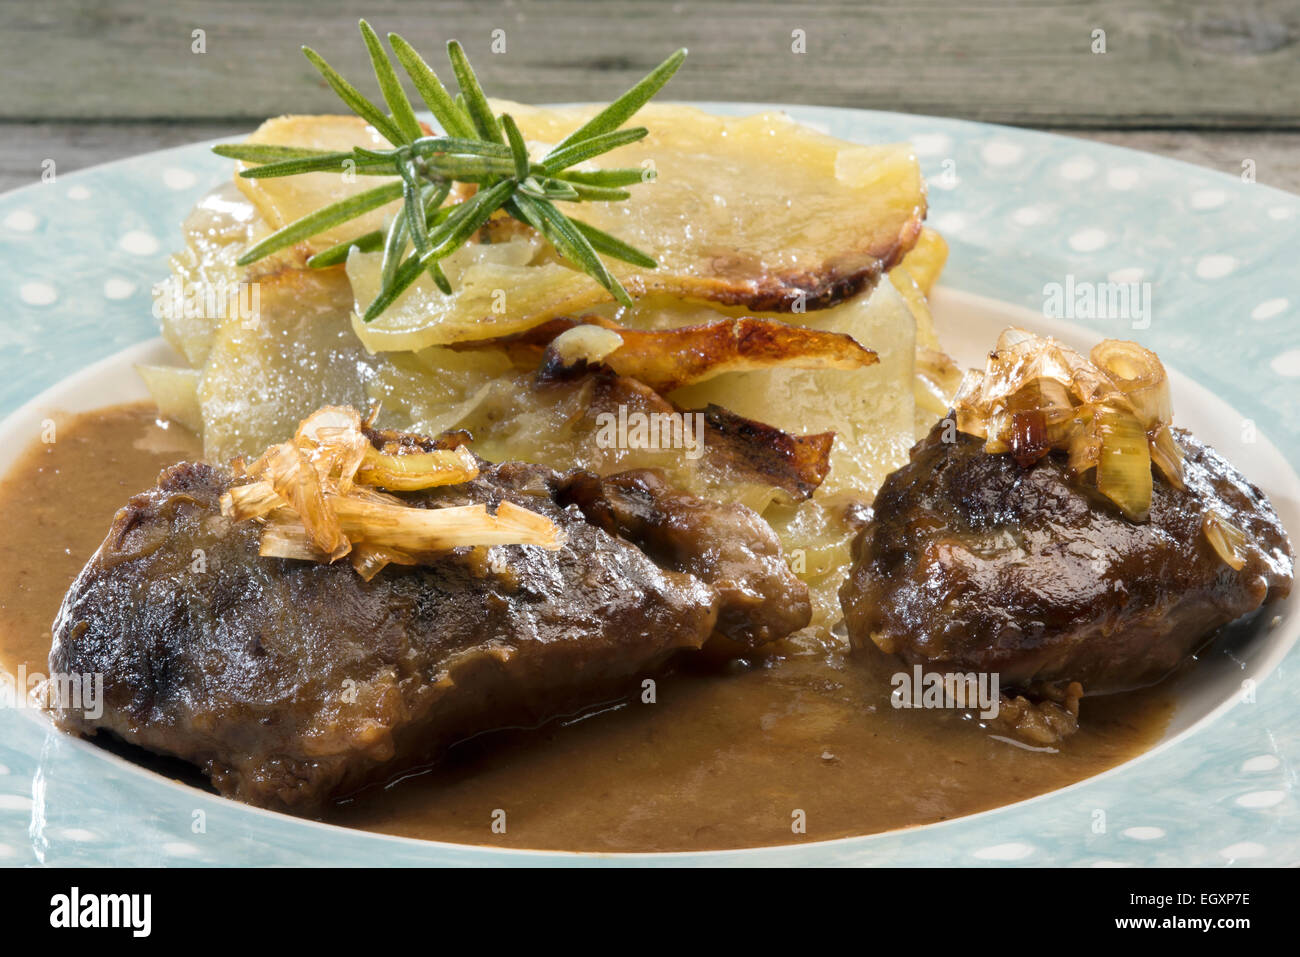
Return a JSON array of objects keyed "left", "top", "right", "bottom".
[
  {"left": 4, "top": 0, "right": 1299, "bottom": 128},
  {"left": 4, "top": 122, "right": 1296, "bottom": 196},
  {"left": 1073, "top": 129, "right": 1300, "bottom": 194},
  {"left": 0, "top": 123, "right": 246, "bottom": 193}
]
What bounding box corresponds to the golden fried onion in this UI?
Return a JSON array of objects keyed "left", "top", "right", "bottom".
[
  {"left": 953, "top": 329, "right": 1183, "bottom": 521},
  {"left": 221, "top": 406, "right": 564, "bottom": 580}
]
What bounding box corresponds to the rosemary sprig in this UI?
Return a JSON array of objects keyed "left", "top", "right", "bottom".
[{"left": 216, "top": 20, "right": 685, "bottom": 319}]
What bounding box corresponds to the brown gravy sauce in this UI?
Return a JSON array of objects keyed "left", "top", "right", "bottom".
[{"left": 0, "top": 403, "right": 1176, "bottom": 852}]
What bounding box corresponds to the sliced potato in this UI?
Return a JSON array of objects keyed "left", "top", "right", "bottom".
[
  {"left": 163, "top": 181, "right": 314, "bottom": 368},
  {"left": 163, "top": 183, "right": 262, "bottom": 367},
  {"left": 888, "top": 227, "right": 947, "bottom": 353},
  {"left": 363, "top": 344, "right": 515, "bottom": 441},
  {"left": 136, "top": 365, "right": 203, "bottom": 434},
  {"left": 345, "top": 233, "right": 562, "bottom": 350},
  {"left": 668, "top": 281, "right": 917, "bottom": 639},
  {"left": 888, "top": 226, "right": 955, "bottom": 433},
  {"left": 894, "top": 226, "right": 948, "bottom": 296},
  {"left": 349, "top": 103, "right": 926, "bottom": 352},
  {"left": 198, "top": 268, "right": 379, "bottom": 463},
  {"left": 457, "top": 314, "right": 878, "bottom": 393},
  {"left": 671, "top": 281, "right": 916, "bottom": 501},
  {"left": 233, "top": 115, "right": 403, "bottom": 255},
  {"left": 583, "top": 316, "right": 880, "bottom": 391}
]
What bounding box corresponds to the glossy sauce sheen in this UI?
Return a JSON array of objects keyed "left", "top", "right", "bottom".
[{"left": 0, "top": 404, "right": 1176, "bottom": 852}]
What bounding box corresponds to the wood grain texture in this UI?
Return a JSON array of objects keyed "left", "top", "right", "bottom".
[
  {"left": 4, "top": 0, "right": 1298, "bottom": 127},
  {"left": 0, "top": 123, "right": 246, "bottom": 193},
  {"left": 1074, "top": 129, "right": 1300, "bottom": 194}
]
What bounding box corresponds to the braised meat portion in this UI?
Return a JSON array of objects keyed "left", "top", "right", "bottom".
[
  {"left": 561, "top": 469, "right": 811, "bottom": 645},
  {"left": 50, "top": 457, "right": 808, "bottom": 812},
  {"left": 841, "top": 422, "right": 1293, "bottom": 693}
]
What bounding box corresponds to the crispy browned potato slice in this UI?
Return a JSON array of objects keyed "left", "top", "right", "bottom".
[
  {"left": 233, "top": 115, "right": 403, "bottom": 255},
  {"left": 453, "top": 315, "right": 877, "bottom": 393}
]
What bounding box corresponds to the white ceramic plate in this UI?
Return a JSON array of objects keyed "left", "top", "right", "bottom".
[{"left": 0, "top": 105, "right": 1296, "bottom": 865}]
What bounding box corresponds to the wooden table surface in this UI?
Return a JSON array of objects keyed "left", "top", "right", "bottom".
[{"left": 3, "top": 0, "right": 1298, "bottom": 193}]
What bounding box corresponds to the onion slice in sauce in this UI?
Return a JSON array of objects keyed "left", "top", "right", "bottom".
[{"left": 1203, "top": 511, "right": 1250, "bottom": 571}]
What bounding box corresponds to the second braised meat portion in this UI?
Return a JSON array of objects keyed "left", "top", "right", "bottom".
[
  {"left": 841, "top": 422, "right": 1293, "bottom": 694},
  {"left": 50, "top": 450, "right": 809, "bottom": 812}
]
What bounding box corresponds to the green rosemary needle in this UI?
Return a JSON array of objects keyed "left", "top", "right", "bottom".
[{"left": 214, "top": 20, "right": 686, "bottom": 319}]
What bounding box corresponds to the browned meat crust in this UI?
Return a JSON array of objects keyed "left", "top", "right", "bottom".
[
  {"left": 578, "top": 371, "right": 834, "bottom": 502},
  {"left": 49, "top": 457, "right": 808, "bottom": 812},
  {"left": 560, "top": 469, "right": 811, "bottom": 646},
  {"left": 697, "top": 403, "right": 833, "bottom": 501},
  {"left": 840, "top": 423, "right": 1293, "bottom": 694}
]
